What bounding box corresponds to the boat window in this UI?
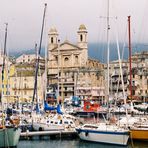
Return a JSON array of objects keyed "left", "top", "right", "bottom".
[
  {"left": 64, "top": 121, "right": 68, "bottom": 124},
  {"left": 55, "top": 122, "right": 58, "bottom": 124},
  {"left": 70, "top": 121, "right": 73, "bottom": 124},
  {"left": 50, "top": 121, "right": 53, "bottom": 124}
]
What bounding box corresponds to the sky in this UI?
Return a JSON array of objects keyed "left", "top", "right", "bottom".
[{"left": 0, "top": 0, "right": 148, "bottom": 51}]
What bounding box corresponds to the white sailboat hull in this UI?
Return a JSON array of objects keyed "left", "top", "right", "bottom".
[
  {"left": 0, "top": 127, "right": 21, "bottom": 147},
  {"left": 33, "top": 122, "right": 64, "bottom": 131},
  {"left": 76, "top": 126, "right": 129, "bottom": 145}
]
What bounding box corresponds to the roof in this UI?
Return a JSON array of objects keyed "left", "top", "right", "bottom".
[
  {"left": 49, "top": 27, "right": 58, "bottom": 35},
  {"left": 51, "top": 40, "right": 81, "bottom": 51},
  {"left": 79, "top": 24, "right": 87, "bottom": 30}
]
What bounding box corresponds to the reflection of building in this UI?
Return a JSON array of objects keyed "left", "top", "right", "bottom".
[{"left": 48, "top": 25, "right": 105, "bottom": 101}]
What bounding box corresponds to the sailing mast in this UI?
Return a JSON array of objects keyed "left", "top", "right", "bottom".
[
  {"left": 0, "top": 23, "right": 8, "bottom": 128},
  {"left": 106, "top": 0, "right": 110, "bottom": 113},
  {"left": 128, "top": 16, "right": 132, "bottom": 100},
  {"left": 32, "top": 3, "right": 47, "bottom": 111},
  {"left": 1, "top": 23, "right": 8, "bottom": 105}
]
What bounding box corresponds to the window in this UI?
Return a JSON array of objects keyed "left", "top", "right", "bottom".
[
  {"left": 51, "top": 37, "right": 53, "bottom": 43},
  {"left": 6, "top": 91, "right": 10, "bottom": 95},
  {"left": 75, "top": 55, "right": 78, "bottom": 64},
  {"left": 64, "top": 57, "right": 69, "bottom": 65},
  {"left": 64, "top": 57, "right": 69, "bottom": 61},
  {"left": 55, "top": 56, "right": 58, "bottom": 61},
  {"left": 80, "top": 34, "right": 83, "bottom": 42},
  {"left": 24, "top": 83, "right": 27, "bottom": 88},
  {"left": 132, "top": 90, "right": 135, "bottom": 95},
  {"left": 59, "top": 72, "right": 61, "bottom": 76},
  {"left": 64, "top": 121, "right": 68, "bottom": 124}
]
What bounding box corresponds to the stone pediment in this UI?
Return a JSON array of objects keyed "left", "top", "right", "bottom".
[{"left": 52, "top": 41, "right": 81, "bottom": 52}]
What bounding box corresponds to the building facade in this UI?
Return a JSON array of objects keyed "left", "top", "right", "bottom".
[
  {"left": 47, "top": 25, "right": 105, "bottom": 101},
  {"left": 104, "top": 51, "right": 148, "bottom": 102},
  {"left": 128, "top": 51, "right": 148, "bottom": 101},
  {"left": 9, "top": 63, "right": 45, "bottom": 103}
]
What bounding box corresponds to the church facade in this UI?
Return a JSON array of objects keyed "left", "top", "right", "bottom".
[{"left": 47, "top": 24, "right": 105, "bottom": 102}]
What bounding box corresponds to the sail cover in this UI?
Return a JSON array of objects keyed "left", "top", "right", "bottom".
[{"left": 44, "top": 101, "right": 56, "bottom": 111}]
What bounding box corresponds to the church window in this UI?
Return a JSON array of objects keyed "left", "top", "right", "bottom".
[
  {"left": 24, "top": 83, "right": 27, "bottom": 88},
  {"left": 64, "top": 57, "right": 69, "bottom": 65},
  {"left": 75, "top": 55, "right": 78, "bottom": 64},
  {"left": 55, "top": 56, "right": 58, "bottom": 64},
  {"left": 80, "top": 34, "right": 83, "bottom": 42},
  {"left": 24, "top": 91, "right": 27, "bottom": 95},
  {"left": 51, "top": 37, "right": 53, "bottom": 43}
]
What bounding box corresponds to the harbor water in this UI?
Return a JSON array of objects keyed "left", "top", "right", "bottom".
[
  {"left": 18, "top": 138, "right": 148, "bottom": 148},
  {"left": 17, "top": 116, "right": 148, "bottom": 148}
]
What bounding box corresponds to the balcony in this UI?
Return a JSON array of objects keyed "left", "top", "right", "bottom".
[{"left": 12, "top": 86, "right": 34, "bottom": 90}]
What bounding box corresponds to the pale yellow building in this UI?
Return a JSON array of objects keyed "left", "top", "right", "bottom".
[
  {"left": 9, "top": 63, "right": 45, "bottom": 103},
  {"left": 0, "top": 52, "right": 14, "bottom": 103}
]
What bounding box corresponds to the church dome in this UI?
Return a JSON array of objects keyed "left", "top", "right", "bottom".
[
  {"left": 49, "top": 27, "right": 58, "bottom": 35},
  {"left": 79, "top": 24, "right": 87, "bottom": 30}
]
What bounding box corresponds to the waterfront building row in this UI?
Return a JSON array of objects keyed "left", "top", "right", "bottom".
[{"left": 0, "top": 25, "right": 147, "bottom": 104}]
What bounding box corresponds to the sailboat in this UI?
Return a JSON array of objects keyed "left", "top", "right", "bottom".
[
  {"left": 31, "top": 4, "right": 77, "bottom": 132},
  {"left": 0, "top": 23, "right": 21, "bottom": 147},
  {"left": 118, "top": 16, "right": 148, "bottom": 141},
  {"left": 76, "top": 0, "right": 129, "bottom": 145},
  {"left": 0, "top": 127, "right": 21, "bottom": 147}
]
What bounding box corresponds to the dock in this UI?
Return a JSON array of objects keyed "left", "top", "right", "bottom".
[{"left": 20, "top": 130, "right": 77, "bottom": 139}]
